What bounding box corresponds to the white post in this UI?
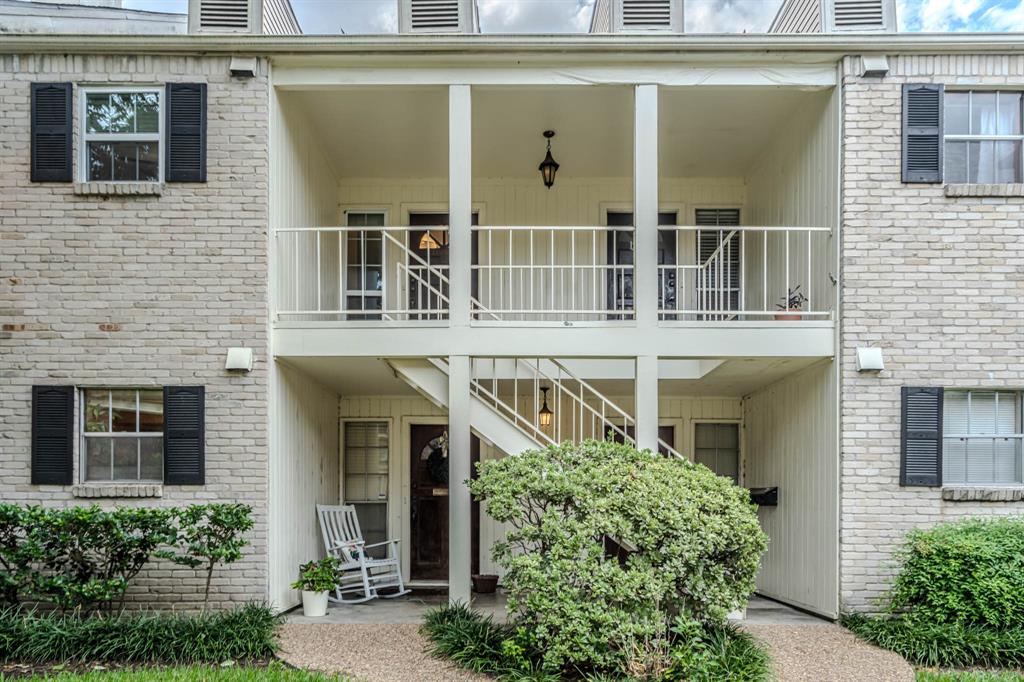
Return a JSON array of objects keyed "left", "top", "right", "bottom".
[
  {"left": 448, "top": 354, "right": 472, "bottom": 605},
  {"left": 449, "top": 85, "right": 472, "bottom": 328},
  {"left": 634, "top": 84, "right": 659, "bottom": 327},
  {"left": 635, "top": 355, "right": 659, "bottom": 452}
]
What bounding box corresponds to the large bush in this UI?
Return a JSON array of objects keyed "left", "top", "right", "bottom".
[
  {"left": 468, "top": 439, "right": 767, "bottom": 674},
  {"left": 0, "top": 503, "right": 253, "bottom": 613},
  {"left": 888, "top": 517, "right": 1024, "bottom": 628}
]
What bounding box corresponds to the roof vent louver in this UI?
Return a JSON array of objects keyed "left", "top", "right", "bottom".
[
  {"left": 832, "top": 0, "right": 889, "bottom": 30},
  {"left": 616, "top": 0, "right": 679, "bottom": 30},
  {"left": 404, "top": 0, "right": 466, "bottom": 32},
  {"left": 194, "top": 0, "right": 253, "bottom": 33}
]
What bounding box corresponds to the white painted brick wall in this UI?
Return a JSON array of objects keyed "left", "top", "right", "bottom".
[
  {"left": 841, "top": 54, "right": 1024, "bottom": 613},
  {"left": 0, "top": 54, "right": 269, "bottom": 609}
]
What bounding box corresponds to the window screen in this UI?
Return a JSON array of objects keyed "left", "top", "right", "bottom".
[
  {"left": 344, "top": 421, "right": 389, "bottom": 556},
  {"left": 944, "top": 391, "right": 1023, "bottom": 485}
]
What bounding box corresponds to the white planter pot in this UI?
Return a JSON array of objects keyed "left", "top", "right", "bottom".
[{"left": 301, "top": 590, "right": 329, "bottom": 617}]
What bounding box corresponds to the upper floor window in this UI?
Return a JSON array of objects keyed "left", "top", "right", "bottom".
[
  {"left": 81, "top": 88, "right": 162, "bottom": 182},
  {"left": 944, "top": 390, "right": 1022, "bottom": 485},
  {"left": 82, "top": 388, "right": 163, "bottom": 482},
  {"left": 944, "top": 91, "right": 1023, "bottom": 184}
]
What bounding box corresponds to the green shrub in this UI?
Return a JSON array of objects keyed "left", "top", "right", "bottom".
[
  {"left": 290, "top": 557, "right": 343, "bottom": 593},
  {"left": 156, "top": 504, "right": 254, "bottom": 610},
  {"left": 20, "top": 663, "right": 347, "bottom": 681},
  {"left": 0, "top": 503, "right": 253, "bottom": 613},
  {"left": 422, "top": 603, "right": 771, "bottom": 682},
  {"left": 917, "top": 672, "right": 1024, "bottom": 682},
  {"left": 887, "top": 518, "right": 1024, "bottom": 628},
  {"left": 467, "top": 440, "right": 767, "bottom": 675},
  {"left": 843, "top": 613, "right": 1024, "bottom": 669},
  {"left": 0, "top": 603, "right": 279, "bottom": 664}
]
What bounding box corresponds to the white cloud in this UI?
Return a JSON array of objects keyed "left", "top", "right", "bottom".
[
  {"left": 685, "top": 0, "right": 783, "bottom": 32},
  {"left": 979, "top": 0, "right": 1024, "bottom": 30},
  {"left": 477, "top": 0, "right": 594, "bottom": 33}
]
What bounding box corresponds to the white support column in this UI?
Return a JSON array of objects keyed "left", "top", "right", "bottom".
[
  {"left": 634, "top": 84, "right": 659, "bottom": 327},
  {"left": 635, "top": 355, "right": 659, "bottom": 452},
  {"left": 447, "top": 354, "right": 472, "bottom": 604},
  {"left": 449, "top": 84, "right": 472, "bottom": 329}
]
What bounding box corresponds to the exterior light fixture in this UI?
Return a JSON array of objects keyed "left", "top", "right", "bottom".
[
  {"left": 538, "top": 386, "right": 554, "bottom": 427},
  {"left": 418, "top": 230, "right": 448, "bottom": 250},
  {"left": 538, "top": 130, "right": 559, "bottom": 189}
]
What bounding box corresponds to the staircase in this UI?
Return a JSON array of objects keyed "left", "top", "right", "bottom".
[{"left": 388, "top": 356, "right": 683, "bottom": 459}]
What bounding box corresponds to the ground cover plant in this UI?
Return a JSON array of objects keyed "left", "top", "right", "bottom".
[
  {"left": 844, "top": 517, "right": 1024, "bottom": 670},
  {"left": 13, "top": 663, "right": 349, "bottom": 681},
  {"left": 423, "top": 439, "right": 770, "bottom": 680},
  {"left": 917, "top": 672, "right": 1024, "bottom": 682}
]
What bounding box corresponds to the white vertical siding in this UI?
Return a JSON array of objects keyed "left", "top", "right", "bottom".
[
  {"left": 744, "top": 360, "right": 839, "bottom": 617},
  {"left": 268, "top": 361, "right": 339, "bottom": 610},
  {"left": 768, "top": 0, "right": 823, "bottom": 33},
  {"left": 261, "top": 0, "right": 301, "bottom": 35},
  {"left": 745, "top": 87, "right": 838, "bottom": 317}
]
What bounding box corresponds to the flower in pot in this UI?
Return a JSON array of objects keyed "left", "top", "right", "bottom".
[
  {"left": 775, "top": 286, "right": 807, "bottom": 321},
  {"left": 291, "top": 556, "right": 341, "bottom": 617}
]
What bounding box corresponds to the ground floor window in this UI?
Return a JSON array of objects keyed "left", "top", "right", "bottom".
[
  {"left": 343, "top": 421, "right": 389, "bottom": 557},
  {"left": 82, "top": 388, "right": 163, "bottom": 482},
  {"left": 694, "top": 422, "right": 740, "bottom": 484},
  {"left": 944, "top": 390, "right": 1023, "bottom": 485}
]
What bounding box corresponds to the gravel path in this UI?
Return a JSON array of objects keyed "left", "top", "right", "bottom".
[
  {"left": 280, "top": 621, "right": 915, "bottom": 682},
  {"left": 743, "top": 623, "right": 915, "bottom": 682},
  {"left": 277, "top": 623, "right": 490, "bottom": 682}
]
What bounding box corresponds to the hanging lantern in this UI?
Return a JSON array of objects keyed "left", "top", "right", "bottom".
[
  {"left": 538, "top": 386, "right": 554, "bottom": 427},
  {"left": 538, "top": 130, "right": 559, "bottom": 189}
]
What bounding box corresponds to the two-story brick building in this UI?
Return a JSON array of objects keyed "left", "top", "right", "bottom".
[{"left": 1, "top": 0, "right": 1022, "bottom": 619}]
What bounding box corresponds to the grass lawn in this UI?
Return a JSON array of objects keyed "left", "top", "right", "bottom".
[
  {"left": 9, "top": 664, "right": 349, "bottom": 681},
  {"left": 917, "top": 672, "right": 1024, "bottom": 682}
]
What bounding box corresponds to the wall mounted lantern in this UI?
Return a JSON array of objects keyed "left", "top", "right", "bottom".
[
  {"left": 538, "top": 130, "right": 559, "bottom": 189},
  {"left": 538, "top": 386, "right": 554, "bottom": 427}
]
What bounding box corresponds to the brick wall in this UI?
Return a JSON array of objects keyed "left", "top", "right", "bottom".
[
  {"left": 0, "top": 54, "right": 269, "bottom": 608},
  {"left": 841, "top": 54, "right": 1024, "bottom": 611}
]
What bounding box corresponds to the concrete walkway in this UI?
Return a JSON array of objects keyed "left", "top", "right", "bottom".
[{"left": 279, "top": 593, "right": 915, "bottom": 682}]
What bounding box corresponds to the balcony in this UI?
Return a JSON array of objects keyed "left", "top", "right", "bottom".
[{"left": 276, "top": 224, "right": 833, "bottom": 324}]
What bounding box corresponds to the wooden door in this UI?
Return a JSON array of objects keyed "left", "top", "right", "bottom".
[
  {"left": 606, "top": 211, "right": 678, "bottom": 317},
  {"left": 409, "top": 423, "right": 480, "bottom": 581},
  {"left": 407, "top": 213, "right": 479, "bottom": 318}
]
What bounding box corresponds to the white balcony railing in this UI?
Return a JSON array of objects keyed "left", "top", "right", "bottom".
[
  {"left": 275, "top": 227, "right": 451, "bottom": 322},
  {"left": 472, "top": 226, "right": 633, "bottom": 322},
  {"left": 657, "top": 226, "right": 833, "bottom": 321}
]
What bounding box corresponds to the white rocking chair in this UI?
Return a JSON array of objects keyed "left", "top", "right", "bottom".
[{"left": 316, "top": 504, "right": 410, "bottom": 604}]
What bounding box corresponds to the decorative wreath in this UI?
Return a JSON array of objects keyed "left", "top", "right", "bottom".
[{"left": 420, "top": 431, "right": 449, "bottom": 485}]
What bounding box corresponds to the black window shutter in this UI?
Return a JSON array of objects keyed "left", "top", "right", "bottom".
[
  {"left": 902, "top": 84, "right": 944, "bottom": 183},
  {"left": 163, "top": 386, "right": 205, "bottom": 485},
  {"left": 165, "top": 83, "right": 207, "bottom": 183},
  {"left": 31, "top": 83, "right": 73, "bottom": 183},
  {"left": 901, "top": 386, "right": 943, "bottom": 487},
  {"left": 31, "top": 385, "right": 74, "bottom": 485}
]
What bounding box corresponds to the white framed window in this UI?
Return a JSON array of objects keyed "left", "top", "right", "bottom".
[
  {"left": 81, "top": 388, "right": 163, "bottom": 482},
  {"left": 944, "top": 390, "right": 1023, "bottom": 485},
  {"left": 944, "top": 91, "right": 1024, "bottom": 184},
  {"left": 342, "top": 421, "right": 389, "bottom": 558},
  {"left": 694, "top": 421, "right": 741, "bottom": 484},
  {"left": 344, "top": 211, "right": 386, "bottom": 319},
  {"left": 80, "top": 87, "right": 163, "bottom": 183}
]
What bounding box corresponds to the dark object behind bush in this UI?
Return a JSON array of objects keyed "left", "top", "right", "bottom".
[
  {"left": 887, "top": 518, "right": 1024, "bottom": 629},
  {"left": 421, "top": 602, "right": 770, "bottom": 682},
  {"left": 0, "top": 603, "right": 279, "bottom": 664},
  {"left": 843, "top": 613, "right": 1024, "bottom": 669},
  {"left": 0, "top": 503, "right": 253, "bottom": 612}
]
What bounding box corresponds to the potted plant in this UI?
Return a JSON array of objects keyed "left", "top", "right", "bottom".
[
  {"left": 472, "top": 573, "right": 499, "bottom": 594},
  {"left": 775, "top": 286, "right": 807, "bottom": 321},
  {"left": 291, "top": 556, "right": 340, "bottom": 617}
]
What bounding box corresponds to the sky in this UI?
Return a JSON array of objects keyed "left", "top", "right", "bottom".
[{"left": 120, "top": 0, "right": 1024, "bottom": 33}]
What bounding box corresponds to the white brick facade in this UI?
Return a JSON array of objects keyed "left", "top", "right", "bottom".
[
  {"left": 0, "top": 54, "right": 270, "bottom": 608},
  {"left": 841, "top": 54, "right": 1024, "bottom": 612}
]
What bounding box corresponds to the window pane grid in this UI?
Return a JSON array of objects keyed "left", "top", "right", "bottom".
[
  {"left": 944, "top": 390, "right": 1023, "bottom": 485},
  {"left": 82, "top": 88, "right": 161, "bottom": 183},
  {"left": 82, "top": 388, "right": 163, "bottom": 483},
  {"left": 945, "top": 90, "right": 1024, "bottom": 184}
]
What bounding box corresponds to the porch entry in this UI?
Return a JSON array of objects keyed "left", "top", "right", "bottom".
[
  {"left": 610, "top": 424, "right": 676, "bottom": 456},
  {"left": 409, "top": 423, "right": 481, "bottom": 582},
  {"left": 606, "top": 211, "right": 677, "bottom": 316},
  {"left": 407, "top": 212, "right": 479, "bottom": 319}
]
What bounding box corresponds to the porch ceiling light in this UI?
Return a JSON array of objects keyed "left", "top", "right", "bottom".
[
  {"left": 538, "top": 386, "right": 554, "bottom": 427},
  {"left": 538, "top": 130, "right": 559, "bottom": 189},
  {"left": 418, "top": 230, "right": 448, "bottom": 250}
]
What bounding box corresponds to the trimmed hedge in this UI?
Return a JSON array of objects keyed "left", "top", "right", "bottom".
[
  {"left": 889, "top": 518, "right": 1024, "bottom": 628},
  {"left": 0, "top": 603, "right": 280, "bottom": 664}
]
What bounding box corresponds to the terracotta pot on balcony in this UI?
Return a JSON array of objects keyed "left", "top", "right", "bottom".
[
  {"left": 774, "top": 309, "right": 802, "bottom": 321},
  {"left": 472, "top": 574, "right": 499, "bottom": 594}
]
